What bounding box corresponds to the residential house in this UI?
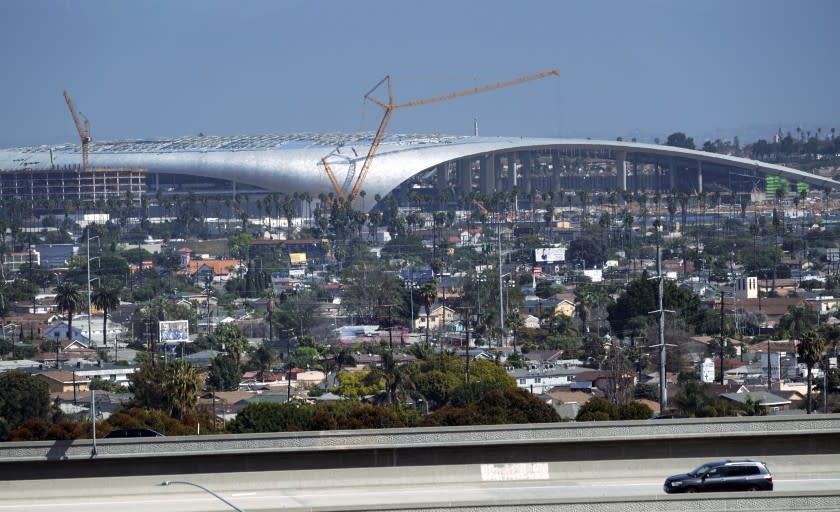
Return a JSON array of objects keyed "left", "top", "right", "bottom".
[
  {"left": 34, "top": 370, "right": 91, "bottom": 394},
  {"left": 719, "top": 387, "right": 792, "bottom": 414},
  {"left": 44, "top": 322, "right": 91, "bottom": 347},
  {"left": 414, "top": 304, "right": 459, "bottom": 332},
  {"left": 521, "top": 350, "right": 567, "bottom": 367},
  {"left": 508, "top": 366, "right": 587, "bottom": 395},
  {"left": 521, "top": 297, "right": 575, "bottom": 319},
  {"left": 523, "top": 315, "right": 540, "bottom": 329},
  {"left": 178, "top": 248, "right": 242, "bottom": 283}
]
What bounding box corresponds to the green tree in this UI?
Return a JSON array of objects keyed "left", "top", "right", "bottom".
[
  {"left": 54, "top": 282, "right": 83, "bottom": 340},
  {"left": 207, "top": 355, "right": 241, "bottom": 392},
  {"left": 422, "top": 387, "right": 560, "bottom": 426},
  {"left": 665, "top": 132, "right": 695, "bottom": 150},
  {"left": 341, "top": 260, "right": 405, "bottom": 324},
  {"left": 228, "top": 402, "right": 314, "bottom": 433},
  {"left": 213, "top": 323, "right": 249, "bottom": 365},
  {"left": 228, "top": 232, "right": 254, "bottom": 263},
  {"left": 0, "top": 370, "right": 52, "bottom": 440},
  {"left": 575, "top": 397, "right": 617, "bottom": 421},
  {"left": 128, "top": 359, "right": 169, "bottom": 410},
  {"left": 797, "top": 330, "right": 826, "bottom": 414},
  {"left": 617, "top": 401, "right": 654, "bottom": 420},
  {"left": 332, "top": 370, "right": 382, "bottom": 399}
]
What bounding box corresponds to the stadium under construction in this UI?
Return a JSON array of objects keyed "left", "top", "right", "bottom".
[{"left": 0, "top": 133, "right": 836, "bottom": 213}]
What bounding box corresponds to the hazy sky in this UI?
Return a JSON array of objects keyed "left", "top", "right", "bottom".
[{"left": 1, "top": 0, "right": 837, "bottom": 148}]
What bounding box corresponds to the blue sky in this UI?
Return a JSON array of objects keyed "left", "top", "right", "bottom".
[{"left": 1, "top": 0, "right": 837, "bottom": 148}]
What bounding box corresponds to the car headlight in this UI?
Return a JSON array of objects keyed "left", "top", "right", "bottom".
[{"left": 669, "top": 481, "right": 682, "bottom": 486}]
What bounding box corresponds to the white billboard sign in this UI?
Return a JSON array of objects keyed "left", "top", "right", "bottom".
[
  {"left": 534, "top": 247, "right": 565, "bottom": 264},
  {"left": 159, "top": 320, "right": 190, "bottom": 344}
]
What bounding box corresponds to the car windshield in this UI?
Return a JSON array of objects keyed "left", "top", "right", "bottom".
[{"left": 688, "top": 464, "right": 713, "bottom": 477}]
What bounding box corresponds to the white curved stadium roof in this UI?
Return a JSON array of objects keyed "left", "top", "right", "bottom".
[{"left": 1, "top": 133, "right": 836, "bottom": 206}]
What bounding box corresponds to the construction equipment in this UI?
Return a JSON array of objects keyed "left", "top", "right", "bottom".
[
  {"left": 63, "top": 90, "right": 91, "bottom": 171},
  {"left": 323, "top": 69, "right": 560, "bottom": 206},
  {"left": 472, "top": 198, "right": 490, "bottom": 217}
]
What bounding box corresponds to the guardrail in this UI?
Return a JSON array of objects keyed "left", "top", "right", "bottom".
[{"left": 1, "top": 415, "right": 839, "bottom": 481}]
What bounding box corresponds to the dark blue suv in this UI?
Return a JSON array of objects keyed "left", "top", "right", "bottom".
[{"left": 664, "top": 460, "right": 773, "bottom": 493}]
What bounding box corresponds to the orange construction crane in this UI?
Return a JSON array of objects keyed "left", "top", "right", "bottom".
[
  {"left": 323, "top": 69, "right": 560, "bottom": 206},
  {"left": 321, "top": 153, "right": 348, "bottom": 204},
  {"left": 63, "top": 90, "right": 91, "bottom": 171}
]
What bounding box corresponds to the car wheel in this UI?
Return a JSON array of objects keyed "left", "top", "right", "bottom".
[
  {"left": 683, "top": 487, "right": 698, "bottom": 493},
  {"left": 746, "top": 485, "right": 760, "bottom": 492}
]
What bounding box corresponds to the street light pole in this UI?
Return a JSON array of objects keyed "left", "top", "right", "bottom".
[
  {"left": 160, "top": 481, "right": 245, "bottom": 512},
  {"left": 86, "top": 234, "right": 99, "bottom": 348}
]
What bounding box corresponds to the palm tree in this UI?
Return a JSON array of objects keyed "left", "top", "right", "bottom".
[
  {"left": 252, "top": 343, "right": 276, "bottom": 382},
  {"left": 92, "top": 286, "right": 121, "bottom": 353},
  {"left": 797, "top": 330, "right": 825, "bottom": 414},
  {"left": 418, "top": 281, "right": 438, "bottom": 345},
  {"left": 55, "top": 282, "right": 83, "bottom": 340},
  {"left": 164, "top": 360, "right": 201, "bottom": 420},
  {"left": 366, "top": 350, "right": 414, "bottom": 405}
]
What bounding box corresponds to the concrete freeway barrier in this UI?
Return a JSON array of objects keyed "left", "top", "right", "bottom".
[
  {"left": 1, "top": 415, "right": 839, "bottom": 482},
  {"left": 274, "top": 492, "right": 840, "bottom": 512}
]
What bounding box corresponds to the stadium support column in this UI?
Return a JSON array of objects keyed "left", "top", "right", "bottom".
[
  {"left": 616, "top": 151, "right": 627, "bottom": 191},
  {"left": 480, "top": 154, "right": 495, "bottom": 195},
  {"left": 521, "top": 152, "right": 532, "bottom": 195},
  {"left": 437, "top": 164, "right": 448, "bottom": 191},
  {"left": 697, "top": 160, "right": 703, "bottom": 193},
  {"left": 669, "top": 158, "right": 676, "bottom": 190},
  {"left": 495, "top": 154, "right": 504, "bottom": 192},
  {"left": 551, "top": 151, "right": 562, "bottom": 193},
  {"left": 458, "top": 159, "right": 472, "bottom": 195}
]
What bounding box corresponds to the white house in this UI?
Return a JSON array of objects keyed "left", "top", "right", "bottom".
[{"left": 508, "top": 366, "right": 588, "bottom": 395}]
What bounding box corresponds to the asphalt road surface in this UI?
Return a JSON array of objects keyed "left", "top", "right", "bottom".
[{"left": 3, "top": 475, "right": 840, "bottom": 512}]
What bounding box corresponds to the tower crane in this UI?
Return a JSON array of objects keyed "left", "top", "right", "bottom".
[
  {"left": 63, "top": 90, "right": 91, "bottom": 171},
  {"left": 322, "top": 68, "right": 560, "bottom": 206}
]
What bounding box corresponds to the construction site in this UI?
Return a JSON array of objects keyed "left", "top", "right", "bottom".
[{"left": 0, "top": 72, "right": 836, "bottom": 213}]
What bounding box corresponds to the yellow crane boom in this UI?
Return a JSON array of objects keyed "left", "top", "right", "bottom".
[
  {"left": 340, "top": 69, "right": 559, "bottom": 205},
  {"left": 63, "top": 90, "right": 91, "bottom": 171}
]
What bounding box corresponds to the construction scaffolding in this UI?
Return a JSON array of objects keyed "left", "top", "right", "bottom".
[{"left": 0, "top": 165, "right": 146, "bottom": 204}]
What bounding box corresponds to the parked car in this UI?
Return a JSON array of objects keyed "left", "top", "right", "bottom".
[
  {"left": 103, "top": 428, "right": 165, "bottom": 439},
  {"left": 663, "top": 460, "right": 773, "bottom": 493}
]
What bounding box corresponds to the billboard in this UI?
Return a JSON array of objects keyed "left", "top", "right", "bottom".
[
  {"left": 534, "top": 247, "right": 565, "bottom": 264},
  {"left": 289, "top": 252, "right": 307, "bottom": 265},
  {"left": 159, "top": 320, "right": 190, "bottom": 344}
]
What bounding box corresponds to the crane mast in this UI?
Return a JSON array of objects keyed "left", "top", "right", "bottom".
[
  {"left": 63, "top": 90, "right": 91, "bottom": 171},
  {"left": 327, "top": 68, "right": 559, "bottom": 206}
]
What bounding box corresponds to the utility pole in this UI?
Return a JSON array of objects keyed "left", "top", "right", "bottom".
[
  {"left": 457, "top": 307, "right": 474, "bottom": 384},
  {"left": 375, "top": 304, "right": 397, "bottom": 352},
  {"left": 649, "top": 245, "right": 674, "bottom": 414},
  {"left": 498, "top": 215, "right": 504, "bottom": 346},
  {"left": 719, "top": 290, "right": 726, "bottom": 385}
]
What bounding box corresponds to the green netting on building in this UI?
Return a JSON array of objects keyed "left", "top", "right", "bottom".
[{"left": 766, "top": 175, "right": 788, "bottom": 195}]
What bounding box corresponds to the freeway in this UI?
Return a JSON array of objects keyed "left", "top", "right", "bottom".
[{"left": 3, "top": 464, "right": 840, "bottom": 512}]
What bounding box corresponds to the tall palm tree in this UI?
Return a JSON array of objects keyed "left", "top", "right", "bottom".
[
  {"left": 797, "top": 330, "right": 825, "bottom": 414},
  {"left": 418, "top": 281, "right": 438, "bottom": 345},
  {"left": 55, "top": 282, "right": 83, "bottom": 340},
  {"left": 92, "top": 286, "right": 121, "bottom": 352},
  {"left": 367, "top": 350, "right": 415, "bottom": 405},
  {"left": 164, "top": 360, "right": 201, "bottom": 420},
  {"left": 252, "top": 343, "right": 276, "bottom": 382}
]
